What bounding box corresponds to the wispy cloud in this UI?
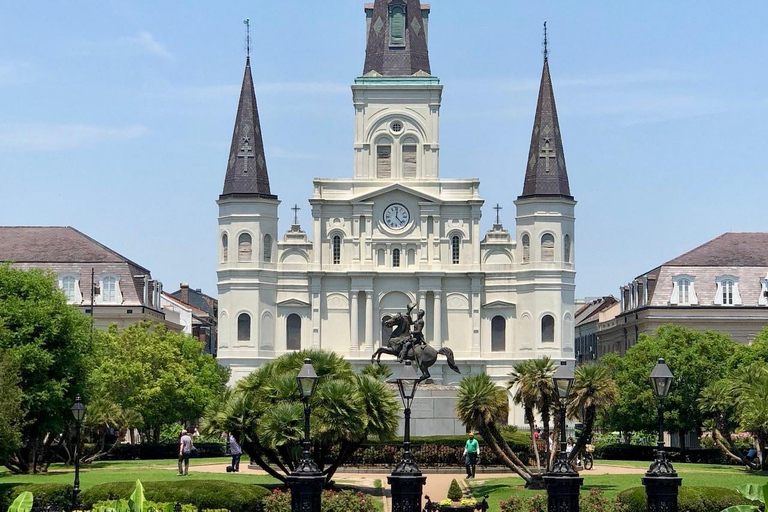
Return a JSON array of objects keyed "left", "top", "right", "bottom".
[
  {"left": 0, "top": 123, "right": 148, "bottom": 152},
  {"left": 155, "top": 81, "right": 347, "bottom": 101},
  {"left": 119, "top": 31, "right": 174, "bottom": 59}
]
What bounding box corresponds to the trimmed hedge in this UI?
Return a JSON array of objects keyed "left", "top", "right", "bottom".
[
  {"left": 617, "top": 486, "right": 754, "bottom": 512},
  {"left": 81, "top": 480, "right": 270, "bottom": 512},
  {"left": 101, "top": 442, "right": 226, "bottom": 460},
  {"left": 0, "top": 483, "right": 72, "bottom": 511},
  {"left": 595, "top": 444, "right": 728, "bottom": 464},
  {"left": 341, "top": 432, "right": 532, "bottom": 467}
]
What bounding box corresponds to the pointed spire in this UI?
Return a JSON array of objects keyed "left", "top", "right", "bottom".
[
  {"left": 363, "top": 0, "right": 431, "bottom": 77},
  {"left": 220, "top": 56, "right": 275, "bottom": 199},
  {"left": 519, "top": 27, "right": 572, "bottom": 199}
]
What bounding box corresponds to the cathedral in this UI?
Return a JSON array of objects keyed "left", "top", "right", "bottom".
[{"left": 216, "top": 0, "right": 576, "bottom": 391}]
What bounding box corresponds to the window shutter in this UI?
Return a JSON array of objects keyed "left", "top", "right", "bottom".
[
  {"left": 402, "top": 145, "right": 417, "bottom": 178},
  {"left": 377, "top": 145, "right": 391, "bottom": 178},
  {"left": 390, "top": 7, "right": 405, "bottom": 46},
  {"left": 670, "top": 281, "right": 679, "bottom": 305}
]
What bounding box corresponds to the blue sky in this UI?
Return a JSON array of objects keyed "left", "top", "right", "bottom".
[{"left": 1, "top": 1, "right": 767, "bottom": 299}]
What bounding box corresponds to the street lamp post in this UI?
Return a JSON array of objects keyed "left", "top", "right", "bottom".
[
  {"left": 387, "top": 361, "right": 427, "bottom": 512},
  {"left": 642, "top": 358, "right": 682, "bottom": 512},
  {"left": 71, "top": 395, "right": 86, "bottom": 511},
  {"left": 287, "top": 359, "right": 325, "bottom": 512},
  {"left": 544, "top": 361, "right": 583, "bottom": 512}
]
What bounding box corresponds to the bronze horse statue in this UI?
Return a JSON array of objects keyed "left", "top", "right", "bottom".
[{"left": 371, "top": 312, "right": 460, "bottom": 383}]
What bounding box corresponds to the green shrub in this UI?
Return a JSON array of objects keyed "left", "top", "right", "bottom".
[
  {"left": 447, "top": 479, "right": 462, "bottom": 501},
  {"left": 92, "top": 500, "right": 197, "bottom": 512},
  {"left": 501, "top": 490, "right": 615, "bottom": 512},
  {"left": 616, "top": 486, "right": 753, "bottom": 512},
  {"left": 81, "top": 481, "right": 269, "bottom": 512},
  {"left": 260, "top": 489, "right": 378, "bottom": 512},
  {"left": 0, "top": 483, "right": 72, "bottom": 511}
]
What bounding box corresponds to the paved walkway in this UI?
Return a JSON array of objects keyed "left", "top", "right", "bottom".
[{"left": 191, "top": 463, "right": 646, "bottom": 511}]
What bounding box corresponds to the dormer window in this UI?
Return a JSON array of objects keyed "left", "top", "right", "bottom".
[
  {"left": 715, "top": 276, "right": 741, "bottom": 306},
  {"left": 96, "top": 274, "right": 122, "bottom": 304},
  {"left": 671, "top": 275, "right": 697, "bottom": 305},
  {"left": 389, "top": 3, "right": 406, "bottom": 47},
  {"left": 760, "top": 274, "right": 768, "bottom": 306},
  {"left": 58, "top": 273, "right": 82, "bottom": 304}
]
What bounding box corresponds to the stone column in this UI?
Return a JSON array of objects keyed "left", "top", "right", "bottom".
[
  {"left": 471, "top": 276, "right": 481, "bottom": 353},
  {"left": 350, "top": 291, "right": 359, "bottom": 353},
  {"left": 418, "top": 291, "right": 426, "bottom": 314},
  {"left": 365, "top": 290, "right": 374, "bottom": 351},
  {"left": 433, "top": 291, "right": 442, "bottom": 347},
  {"left": 311, "top": 277, "right": 321, "bottom": 348}
]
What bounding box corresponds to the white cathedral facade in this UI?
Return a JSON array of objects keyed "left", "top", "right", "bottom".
[{"left": 216, "top": 1, "right": 577, "bottom": 397}]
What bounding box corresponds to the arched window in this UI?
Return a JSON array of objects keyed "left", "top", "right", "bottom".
[
  {"left": 522, "top": 234, "right": 530, "bottom": 263},
  {"left": 221, "top": 233, "right": 229, "bottom": 262},
  {"left": 541, "top": 233, "right": 555, "bottom": 262},
  {"left": 287, "top": 314, "right": 301, "bottom": 350},
  {"left": 541, "top": 315, "right": 555, "bottom": 343},
  {"left": 722, "top": 279, "right": 735, "bottom": 305},
  {"left": 491, "top": 316, "right": 506, "bottom": 352},
  {"left": 402, "top": 138, "right": 417, "bottom": 178},
  {"left": 237, "top": 313, "right": 251, "bottom": 342},
  {"left": 563, "top": 234, "right": 571, "bottom": 263},
  {"left": 263, "top": 234, "right": 272, "bottom": 263},
  {"left": 389, "top": 4, "right": 406, "bottom": 46},
  {"left": 333, "top": 235, "right": 341, "bottom": 264},
  {"left": 376, "top": 142, "right": 392, "bottom": 178},
  {"left": 61, "top": 275, "right": 78, "bottom": 303},
  {"left": 452, "top": 235, "right": 460, "bottom": 264},
  {"left": 392, "top": 248, "right": 400, "bottom": 267},
  {"left": 102, "top": 276, "right": 117, "bottom": 303},
  {"left": 238, "top": 233, "right": 252, "bottom": 262}
]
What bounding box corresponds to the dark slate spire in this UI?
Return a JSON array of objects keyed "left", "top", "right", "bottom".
[
  {"left": 220, "top": 57, "right": 275, "bottom": 199},
  {"left": 519, "top": 52, "right": 572, "bottom": 199},
  {"left": 363, "top": 0, "right": 431, "bottom": 77}
]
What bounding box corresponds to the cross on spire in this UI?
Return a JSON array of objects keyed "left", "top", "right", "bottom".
[
  {"left": 539, "top": 139, "right": 556, "bottom": 174},
  {"left": 237, "top": 136, "right": 255, "bottom": 173},
  {"left": 493, "top": 203, "right": 503, "bottom": 225},
  {"left": 292, "top": 204, "right": 301, "bottom": 225},
  {"left": 543, "top": 21, "right": 548, "bottom": 61},
  {"left": 244, "top": 18, "right": 251, "bottom": 58}
]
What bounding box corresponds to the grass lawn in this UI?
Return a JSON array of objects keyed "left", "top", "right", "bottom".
[
  {"left": 0, "top": 458, "right": 278, "bottom": 489},
  {"left": 468, "top": 464, "right": 768, "bottom": 512}
]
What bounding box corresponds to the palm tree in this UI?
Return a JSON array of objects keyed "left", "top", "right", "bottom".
[
  {"left": 507, "top": 360, "right": 541, "bottom": 470},
  {"left": 699, "top": 379, "right": 755, "bottom": 468},
  {"left": 456, "top": 374, "right": 542, "bottom": 488},
  {"left": 566, "top": 364, "right": 619, "bottom": 463}
]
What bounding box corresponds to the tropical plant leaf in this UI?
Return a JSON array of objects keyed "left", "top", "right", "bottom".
[
  {"left": 128, "top": 480, "right": 145, "bottom": 512},
  {"left": 8, "top": 492, "right": 33, "bottom": 512},
  {"left": 721, "top": 506, "right": 760, "bottom": 512},
  {"left": 735, "top": 483, "right": 764, "bottom": 503}
]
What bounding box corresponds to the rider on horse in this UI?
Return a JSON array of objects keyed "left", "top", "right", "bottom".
[{"left": 398, "top": 309, "right": 427, "bottom": 362}]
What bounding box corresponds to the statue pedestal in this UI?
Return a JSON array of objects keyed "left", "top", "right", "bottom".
[{"left": 389, "top": 383, "right": 464, "bottom": 436}]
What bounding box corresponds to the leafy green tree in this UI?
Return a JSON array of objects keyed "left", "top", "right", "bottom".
[
  {"left": 603, "top": 325, "right": 736, "bottom": 450},
  {"left": 88, "top": 322, "right": 229, "bottom": 441},
  {"left": 566, "top": 364, "right": 618, "bottom": 463},
  {"left": 201, "top": 350, "right": 399, "bottom": 484},
  {"left": 0, "top": 265, "right": 92, "bottom": 473},
  {"left": 456, "top": 374, "right": 542, "bottom": 488},
  {"left": 0, "top": 349, "right": 24, "bottom": 465}
]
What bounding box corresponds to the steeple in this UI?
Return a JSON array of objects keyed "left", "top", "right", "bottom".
[
  {"left": 220, "top": 57, "right": 275, "bottom": 199},
  {"left": 362, "top": 0, "right": 431, "bottom": 77},
  {"left": 519, "top": 34, "right": 572, "bottom": 199}
]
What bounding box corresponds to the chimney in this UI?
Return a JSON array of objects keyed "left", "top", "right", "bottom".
[{"left": 180, "top": 283, "right": 189, "bottom": 305}]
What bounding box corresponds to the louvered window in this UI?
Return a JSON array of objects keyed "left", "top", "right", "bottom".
[
  {"left": 238, "top": 233, "right": 252, "bottom": 262},
  {"left": 522, "top": 234, "right": 530, "bottom": 263},
  {"left": 402, "top": 143, "right": 417, "bottom": 178},
  {"left": 263, "top": 234, "right": 272, "bottom": 263},
  {"left": 541, "top": 233, "right": 555, "bottom": 262},
  {"left": 377, "top": 145, "right": 392, "bottom": 178},
  {"left": 237, "top": 313, "right": 251, "bottom": 341},
  {"left": 390, "top": 6, "right": 405, "bottom": 47},
  {"left": 542, "top": 315, "right": 555, "bottom": 343},
  {"left": 222, "top": 233, "right": 228, "bottom": 262},
  {"left": 563, "top": 234, "right": 571, "bottom": 263}
]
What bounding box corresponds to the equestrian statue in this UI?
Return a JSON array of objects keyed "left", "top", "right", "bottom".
[{"left": 370, "top": 302, "right": 460, "bottom": 383}]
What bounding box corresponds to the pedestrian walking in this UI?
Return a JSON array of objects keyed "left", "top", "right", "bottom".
[
  {"left": 463, "top": 432, "right": 479, "bottom": 478},
  {"left": 229, "top": 432, "right": 242, "bottom": 472},
  {"left": 178, "top": 429, "right": 194, "bottom": 476}
]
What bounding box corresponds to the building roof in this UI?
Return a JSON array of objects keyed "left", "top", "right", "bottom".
[
  {"left": 576, "top": 296, "right": 618, "bottom": 326},
  {"left": 519, "top": 56, "right": 572, "bottom": 199},
  {"left": 362, "top": 0, "right": 431, "bottom": 77},
  {"left": 170, "top": 286, "right": 216, "bottom": 316},
  {"left": 663, "top": 233, "right": 768, "bottom": 267},
  {"left": 220, "top": 57, "right": 275, "bottom": 199}
]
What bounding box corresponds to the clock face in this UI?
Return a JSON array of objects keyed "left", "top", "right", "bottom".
[{"left": 383, "top": 204, "right": 410, "bottom": 230}]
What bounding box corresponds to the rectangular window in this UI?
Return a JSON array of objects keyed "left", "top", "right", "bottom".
[
  {"left": 402, "top": 145, "right": 417, "bottom": 178},
  {"left": 62, "top": 277, "right": 76, "bottom": 302},
  {"left": 377, "top": 145, "right": 391, "bottom": 178},
  {"left": 103, "top": 278, "right": 116, "bottom": 303},
  {"left": 723, "top": 281, "right": 733, "bottom": 305},
  {"left": 680, "top": 280, "right": 689, "bottom": 305}
]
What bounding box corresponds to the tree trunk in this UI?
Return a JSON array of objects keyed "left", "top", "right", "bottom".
[
  {"left": 568, "top": 406, "right": 595, "bottom": 464},
  {"left": 477, "top": 424, "right": 535, "bottom": 486},
  {"left": 525, "top": 406, "right": 541, "bottom": 470},
  {"left": 679, "top": 429, "right": 687, "bottom": 461}
]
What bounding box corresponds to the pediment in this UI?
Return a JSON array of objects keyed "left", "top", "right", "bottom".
[
  {"left": 277, "top": 298, "right": 311, "bottom": 307},
  {"left": 352, "top": 183, "right": 441, "bottom": 204},
  {"left": 482, "top": 300, "right": 516, "bottom": 309}
]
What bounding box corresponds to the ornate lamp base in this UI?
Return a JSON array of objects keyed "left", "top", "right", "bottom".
[
  {"left": 543, "top": 473, "right": 583, "bottom": 512},
  {"left": 642, "top": 474, "right": 682, "bottom": 512},
  {"left": 287, "top": 472, "right": 325, "bottom": 512},
  {"left": 388, "top": 472, "right": 427, "bottom": 512}
]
